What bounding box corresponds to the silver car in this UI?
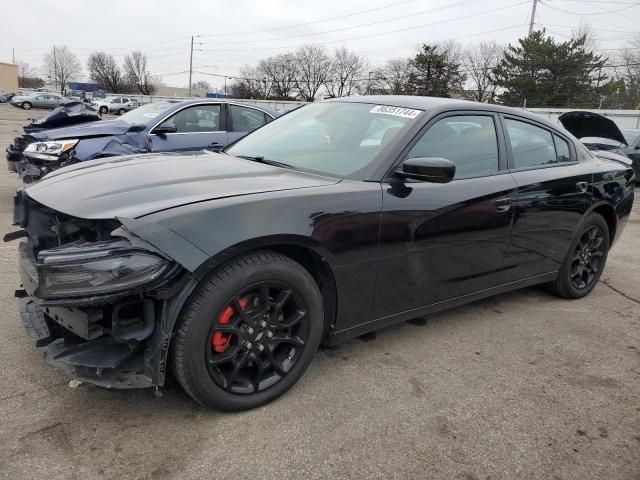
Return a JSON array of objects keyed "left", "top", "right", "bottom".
[
  {"left": 107, "top": 97, "right": 140, "bottom": 115},
  {"left": 10, "top": 93, "right": 66, "bottom": 110}
]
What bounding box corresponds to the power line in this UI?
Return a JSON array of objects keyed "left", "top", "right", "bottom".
[
  {"left": 198, "top": 0, "right": 478, "bottom": 46},
  {"left": 196, "top": 1, "right": 530, "bottom": 53},
  {"left": 540, "top": 0, "right": 640, "bottom": 16},
  {"left": 198, "top": 0, "right": 421, "bottom": 37}
]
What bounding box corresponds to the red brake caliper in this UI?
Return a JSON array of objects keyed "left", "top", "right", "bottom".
[{"left": 212, "top": 299, "right": 247, "bottom": 353}]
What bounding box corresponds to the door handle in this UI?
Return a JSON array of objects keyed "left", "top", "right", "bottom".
[
  {"left": 207, "top": 142, "right": 223, "bottom": 152},
  {"left": 576, "top": 182, "right": 588, "bottom": 193},
  {"left": 495, "top": 197, "right": 512, "bottom": 213}
]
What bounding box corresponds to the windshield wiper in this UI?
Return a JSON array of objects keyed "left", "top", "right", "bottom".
[{"left": 235, "top": 155, "right": 298, "bottom": 170}]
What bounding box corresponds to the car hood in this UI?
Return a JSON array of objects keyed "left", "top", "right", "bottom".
[
  {"left": 31, "top": 119, "right": 136, "bottom": 140},
  {"left": 558, "top": 111, "right": 627, "bottom": 146},
  {"left": 24, "top": 152, "right": 340, "bottom": 219}
]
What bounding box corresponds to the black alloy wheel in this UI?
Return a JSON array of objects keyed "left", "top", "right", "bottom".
[
  {"left": 548, "top": 212, "right": 610, "bottom": 299},
  {"left": 99, "top": 106, "right": 108, "bottom": 114},
  {"left": 205, "top": 281, "right": 310, "bottom": 394},
  {"left": 172, "top": 251, "right": 323, "bottom": 411},
  {"left": 570, "top": 225, "right": 606, "bottom": 290}
]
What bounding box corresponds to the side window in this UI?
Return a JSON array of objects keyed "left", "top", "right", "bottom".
[
  {"left": 230, "top": 105, "right": 267, "bottom": 132},
  {"left": 112, "top": 98, "right": 121, "bottom": 104},
  {"left": 554, "top": 135, "right": 571, "bottom": 162},
  {"left": 406, "top": 115, "right": 499, "bottom": 178},
  {"left": 505, "top": 119, "right": 556, "bottom": 168},
  {"left": 168, "top": 105, "right": 221, "bottom": 133}
]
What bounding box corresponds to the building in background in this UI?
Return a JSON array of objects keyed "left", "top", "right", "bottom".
[{"left": 0, "top": 62, "right": 18, "bottom": 93}]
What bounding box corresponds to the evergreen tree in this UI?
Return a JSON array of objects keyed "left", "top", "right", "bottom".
[
  {"left": 404, "top": 44, "right": 465, "bottom": 97},
  {"left": 492, "top": 31, "right": 608, "bottom": 108}
]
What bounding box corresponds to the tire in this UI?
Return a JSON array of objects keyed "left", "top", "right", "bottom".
[
  {"left": 172, "top": 250, "right": 323, "bottom": 411},
  {"left": 118, "top": 108, "right": 126, "bottom": 115},
  {"left": 99, "top": 106, "right": 108, "bottom": 114},
  {"left": 548, "top": 213, "right": 610, "bottom": 299},
  {"left": 22, "top": 101, "right": 32, "bottom": 110}
]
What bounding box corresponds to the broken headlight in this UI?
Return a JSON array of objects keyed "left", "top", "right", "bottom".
[
  {"left": 24, "top": 139, "right": 79, "bottom": 161},
  {"left": 37, "top": 239, "right": 170, "bottom": 298}
]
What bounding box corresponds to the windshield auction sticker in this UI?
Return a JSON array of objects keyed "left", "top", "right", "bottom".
[{"left": 369, "top": 105, "right": 422, "bottom": 119}]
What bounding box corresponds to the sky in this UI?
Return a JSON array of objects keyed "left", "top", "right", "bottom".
[{"left": 1, "top": 0, "right": 638, "bottom": 92}]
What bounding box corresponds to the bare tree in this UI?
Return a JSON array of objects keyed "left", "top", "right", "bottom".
[
  {"left": 231, "top": 66, "right": 272, "bottom": 99},
  {"left": 372, "top": 58, "right": 412, "bottom": 94},
  {"left": 461, "top": 41, "right": 502, "bottom": 102},
  {"left": 258, "top": 54, "right": 298, "bottom": 99},
  {"left": 192, "top": 80, "right": 211, "bottom": 91},
  {"left": 43, "top": 46, "right": 82, "bottom": 93},
  {"left": 87, "top": 52, "right": 126, "bottom": 93},
  {"left": 294, "top": 46, "right": 331, "bottom": 101},
  {"left": 326, "top": 47, "right": 368, "bottom": 97},
  {"left": 124, "top": 51, "right": 156, "bottom": 95},
  {"left": 16, "top": 60, "right": 44, "bottom": 88}
]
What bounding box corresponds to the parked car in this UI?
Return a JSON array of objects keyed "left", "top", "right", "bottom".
[
  {"left": 110, "top": 98, "right": 140, "bottom": 115},
  {"left": 0, "top": 89, "right": 8, "bottom": 103},
  {"left": 558, "top": 111, "right": 640, "bottom": 184},
  {"left": 6, "top": 99, "right": 277, "bottom": 182},
  {"left": 10, "top": 92, "right": 67, "bottom": 110},
  {"left": 90, "top": 96, "right": 137, "bottom": 115},
  {"left": 8, "top": 96, "right": 634, "bottom": 411}
]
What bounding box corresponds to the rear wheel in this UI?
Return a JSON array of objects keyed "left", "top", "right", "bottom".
[
  {"left": 172, "top": 251, "right": 323, "bottom": 411},
  {"left": 22, "top": 101, "right": 32, "bottom": 110},
  {"left": 548, "top": 213, "right": 609, "bottom": 299},
  {"left": 118, "top": 108, "right": 126, "bottom": 115},
  {"left": 99, "top": 106, "right": 108, "bottom": 114}
]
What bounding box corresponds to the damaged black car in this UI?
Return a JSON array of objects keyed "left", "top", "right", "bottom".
[
  {"left": 7, "top": 99, "right": 277, "bottom": 183},
  {"left": 8, "top": 97, "right": 635, "bottom": 411}
]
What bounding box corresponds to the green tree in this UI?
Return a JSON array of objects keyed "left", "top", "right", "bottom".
[
  {"left": 492, "top": 31, "right": 608, "bottom": 108},
  {"left": 404, "top": 44, "right": 465, "bottom": 97}
]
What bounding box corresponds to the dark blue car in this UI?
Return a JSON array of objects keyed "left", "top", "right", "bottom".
[{"left": 7, "top": 99, "right": 278, "bottom": 182}]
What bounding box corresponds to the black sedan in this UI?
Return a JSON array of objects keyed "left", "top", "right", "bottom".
[{"left": 8, "top": 96, "right": 635, "bottom": 411}]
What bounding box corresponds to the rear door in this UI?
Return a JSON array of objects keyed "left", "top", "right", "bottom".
[
  {"left": 372, "top": 111, "right": 517, "bottom": 318},
  {"left": 499, "top": 115, "right": 592, "bottom": 283},
  {"left": 149, "top": 103, "right": 228, "bottom": 152},
  {"left": 226, "top": 104, "right": 271, "bottom": 144}
]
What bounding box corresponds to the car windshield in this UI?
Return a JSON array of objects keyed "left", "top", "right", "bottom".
[
  {"left": 622, "top": 129, "right": 640, "bottom": 145},
  {"left": 226, "top": 102, "right": 420, "bottom": 177},
  {"left": 119, "top": 101, "right": 174, "bottom": 124}
]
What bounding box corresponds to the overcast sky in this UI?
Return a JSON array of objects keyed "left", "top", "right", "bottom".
[{"left": 1, "top": 0, "right": 638, "bottom": 91}]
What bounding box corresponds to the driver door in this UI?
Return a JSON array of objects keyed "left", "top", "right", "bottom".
[
  {"left": 372, "top": 112, "right": 517, "bottom": 318},
  {"left": 150, "top": 103, "right": 228, "bottom": 152}
]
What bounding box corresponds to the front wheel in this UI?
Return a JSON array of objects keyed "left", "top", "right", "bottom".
[
  {"left": 118, "top": 108, "right": 126, "bottom": 115},
  {"left": 172, "top": 251, "right": 324, "bottom": 411},
  {"left": 99, "top": 106, "right": 108, "bottom": 114},
  {"left": 548, "top": 213, "right": 610, "bottom": 299},
  {"left": 22, "top": 101, "right": 32, "bottom": 110}
]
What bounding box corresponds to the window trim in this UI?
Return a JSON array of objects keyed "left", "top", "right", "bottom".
[
  {"left": 383, "top": 110, "right": 508, "bottom": 182},
  {"left": 150, "top": 102, "right": 226, "bottom": 135},
  {"left": 499, "top": 113, "right": 578, "bottom": 173},
  {"left": 227, "top": 103, "right": 271, "bottom": 133}
]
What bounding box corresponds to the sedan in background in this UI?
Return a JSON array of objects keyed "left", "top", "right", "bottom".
[
  {"left": 7, "top": 99, "right": 277, "bottom": 182},
  {"left": 10, "top": 92, "right": 68, "bottom": 110},
  {"left": 8, "top": 96, "right": 634, "bottom": 411}
]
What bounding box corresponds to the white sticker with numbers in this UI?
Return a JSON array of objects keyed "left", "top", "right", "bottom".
[{"left": 369, "top": 105, "right": 422, "bottom": 119}]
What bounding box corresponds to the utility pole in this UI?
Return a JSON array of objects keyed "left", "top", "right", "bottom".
[
  {"left": 12, "top": 48, "right": 15, "bottom": 64},
  {"left": 188, "top": 36, "right": 194, "bottom": 97},
  {"left": 528, "top": 0, "right": 538, "bottom": 35}
]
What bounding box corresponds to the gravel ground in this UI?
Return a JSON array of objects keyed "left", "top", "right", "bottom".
[{"left": 0, "top": 102, "right": 638, "bottom": 480}]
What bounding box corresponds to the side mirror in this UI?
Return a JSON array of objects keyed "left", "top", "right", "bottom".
[
  {"left": 152, "top": 122, "right": 177, "bottom": 135},
  {"left": 397, "top": 157, "right": 456, "bottom": 183}
]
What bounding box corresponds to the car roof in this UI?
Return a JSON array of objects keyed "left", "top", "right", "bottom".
[
  {"left": 167, "top": 98, "right": 279, "bottom": 116},
  {"left": 324, "top": 95, "right": 559, "bottom": 129}
]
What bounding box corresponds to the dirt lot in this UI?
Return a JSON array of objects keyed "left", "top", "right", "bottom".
[{"left": 0, "top": 102, "right": 638, "bottom": 480}]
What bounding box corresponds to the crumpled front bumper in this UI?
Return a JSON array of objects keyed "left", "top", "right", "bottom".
[
  {"left": 17, "top": 296, "right": 154, "bottom": 389},
  {"left": 16, "top": 241, "right": 164, "bottom": 389}
]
